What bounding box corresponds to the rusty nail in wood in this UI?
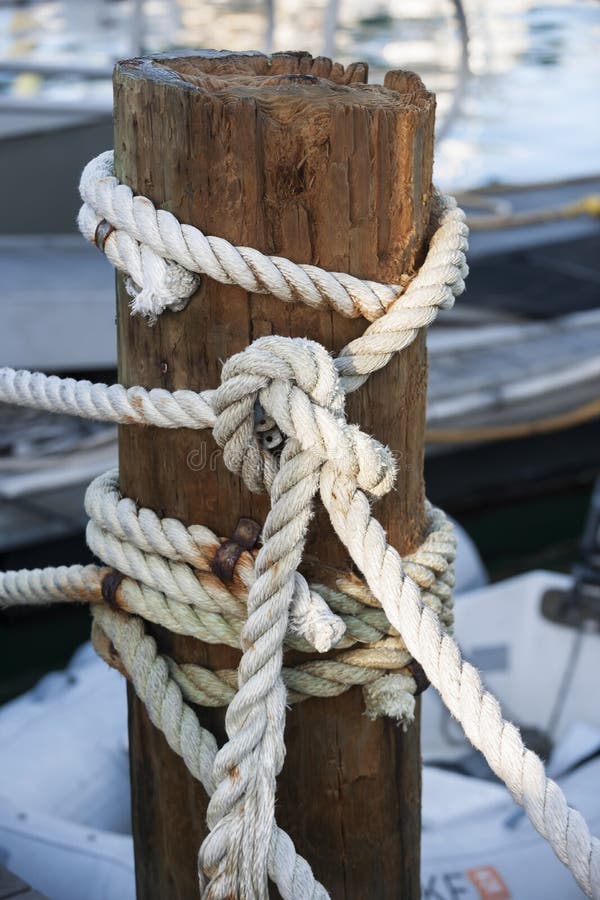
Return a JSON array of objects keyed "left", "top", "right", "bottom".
[
  {"left": 94, "top": 219, "right": 116, "bottom": 251},
  {"left": 212, "top": 517, "right": 261, "bottom": 583},
  {"left": 101, "top": 570, "right": 125, "bottom": 610},
  {"left": 231, "top": 517, "right": 261, "bottom": 550},
  {"left": 406, "top": 660, "right": 430, "bottom": 696}
]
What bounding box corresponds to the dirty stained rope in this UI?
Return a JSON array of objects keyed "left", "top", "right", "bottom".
[{"left": 0, "top": 151, "right": 598, "bottom": 900}]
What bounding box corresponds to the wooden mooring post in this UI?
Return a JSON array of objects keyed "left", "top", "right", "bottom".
[{"left": 114, "top": 50, "right": 435, "bottom": 899}]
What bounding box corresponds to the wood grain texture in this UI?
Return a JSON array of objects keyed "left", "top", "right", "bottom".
[{"left": 114, "top": 50, "right": 435, "bottom": 899}]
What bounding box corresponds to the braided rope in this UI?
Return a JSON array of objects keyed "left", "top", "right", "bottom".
[{"left": 0, "top": 149, "right": 597, "bottom": 900}]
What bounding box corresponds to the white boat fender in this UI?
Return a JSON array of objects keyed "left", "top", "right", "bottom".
[
  {"left": 422, "top": 749, "right": 600, "bottom": 899},
  {"left": 0, "top": 797, "right": 135, "bottom": 900},
  {"left": 0, "top": 642, "right": 130, "bottom": 834}
]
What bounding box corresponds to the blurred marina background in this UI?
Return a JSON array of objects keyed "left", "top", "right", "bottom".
[
  {"left": 1, "top": 2, "right": 600, "bottom": 898},
  {"left": 1, "top": 0, "right": 600, "bottom": 186}
]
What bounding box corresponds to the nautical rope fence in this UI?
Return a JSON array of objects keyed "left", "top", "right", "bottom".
[{"left": 0, "top": 150, "right": 599, "bottom": 899}]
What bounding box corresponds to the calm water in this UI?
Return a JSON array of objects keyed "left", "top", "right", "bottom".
[{"left": 1, "top": 0, "right": 599, "bottom": 189}]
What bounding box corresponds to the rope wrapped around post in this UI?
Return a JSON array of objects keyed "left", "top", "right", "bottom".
[{"left": 0, "top": 150, "right": 598, "bottom": 899}]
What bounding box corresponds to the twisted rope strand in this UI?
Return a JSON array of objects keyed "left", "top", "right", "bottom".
[
  {"left": 319, "top": 464, "right": 600, "bottom": 900},
  {"left": 201, "top": 437, "right": 323, "bottom": 898},
  {"left": 0, "top": 367, "right": 216, "bottom": 430},
  {"left": 94, "top": 629, "right": 414, "bottom": 709}
]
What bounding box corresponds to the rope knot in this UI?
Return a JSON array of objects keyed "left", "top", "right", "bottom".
[{"left": 213, "top": 335, "right": 396, "bottom": 498}]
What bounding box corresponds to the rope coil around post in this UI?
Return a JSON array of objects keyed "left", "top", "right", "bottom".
[
  {"left": 0, "top": 150, "right": 598, "bottom": 899},
  {"left": 0, "top": 469, "right": 455, "bottom": 706}
]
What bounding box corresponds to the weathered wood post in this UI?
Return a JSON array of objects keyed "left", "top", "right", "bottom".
[{"left": 114, "top": 51, "right": 435, "bottom": 898}]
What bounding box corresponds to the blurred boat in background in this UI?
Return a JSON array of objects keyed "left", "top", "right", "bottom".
[{"left": 0, "top": 404, "right": 115, "bottom": 553}]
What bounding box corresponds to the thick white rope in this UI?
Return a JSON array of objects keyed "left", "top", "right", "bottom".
[
  {"left": 78, "top": 150, "right": 404, "bottom": 322},
  {"left": 0, "top": 367, "right": 216, "bottom": 430},
  {"left": 0, "top": 152, "right": 597, "bottom": 900},
  {"left": 0, "top": 560, "right": 419, "bottom": 710},
  {"left": 204, "top": 335, "right": 600, "bottom": 900},
  {"left": 195, "top": 329, "right": 600, "bottom": 899},
  {"left": 201, "top": 338, "right": 405, "bottom": 898},
  {"left": 4, "top": 349, "right": 595, "bottom": 897}
]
